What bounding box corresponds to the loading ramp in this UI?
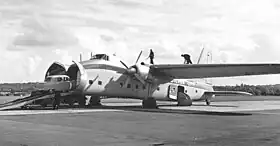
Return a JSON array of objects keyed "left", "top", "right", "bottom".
[{"left": 0, "top": 90, "right": 55, "bottom": 111}]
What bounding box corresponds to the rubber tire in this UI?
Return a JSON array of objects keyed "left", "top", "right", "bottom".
[
  {"left": 177, "top": 92, "right": 192, "bottom": 106},
  {"left": 142, "top": 98, "right": 158, "bottom": 109},
  {"left": 206, "top": 99, "right": 211, "bottom": 106},
  {"left": 78, "top": 96, "right": 86, "bottom": 108},
  {"left": 66, "top": 98, "right": 74, "bottom": 107},
  {"left": 40, "top": 103, "right": 47, "bottom": 107},
  {"left": 89, "top": 96, "right": 101, "bottom": 106}
]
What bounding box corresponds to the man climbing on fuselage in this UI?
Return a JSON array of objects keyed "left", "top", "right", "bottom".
[{"left": 181, "top": 54, "right": 193, "bottom": 64}]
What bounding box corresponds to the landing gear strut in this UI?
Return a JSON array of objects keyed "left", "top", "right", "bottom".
[
  {"left": 206, "top": 99, "right": 211, "bottom": 106},
  {"left": 142, "top": 98, "right": 158, "bottom": 109},
  {"left": 88, "top": 96, "right": 101, "bottom": 106},
  {"left": 78, "top": 95, "right": 86, "bottom": 108}
]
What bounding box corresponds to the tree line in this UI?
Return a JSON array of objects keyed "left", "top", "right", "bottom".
[
  {"left": 213, "top": 84, "right": 280, "bottom": 96},
  {"left": 1, "top": 82, "right": 280, "bottom": 96}
]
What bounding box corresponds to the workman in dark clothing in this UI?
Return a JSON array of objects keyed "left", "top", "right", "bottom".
[
  {"left": 181, "top": 54, "right": 193, "bottom": 64},
  {"left": 52, "top": 92, "right": 61, "bottom": 110},
  {"left": 147, "top": 49, "right": 154, "bottom": 64}
]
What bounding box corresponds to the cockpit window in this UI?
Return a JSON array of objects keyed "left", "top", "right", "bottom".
[
  {"left": 45, "top": 77, "right": 51, "bottom": 82},
  {"left": 57, "top": 77, "right": 62, "bottom": 82},
  {"left": 64, "top": 77, "right": 68, "bottom": 81},
  {"left": 90, "top": 54, "right": 109, "bottom": 61}
]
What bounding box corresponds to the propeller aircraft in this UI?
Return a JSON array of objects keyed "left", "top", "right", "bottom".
[{"left": 42, "top": 50, "right": 280, "bottom": 109}]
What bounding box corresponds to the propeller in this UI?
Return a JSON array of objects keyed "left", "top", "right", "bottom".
[
  {"left": 197, "top": 46, "right": 205, "bottom": 64},
  {"left": 120, "top": 60, "right": 129, "bottom": 69},
  {"left": 135, "top": 50, "right": 142, "bottom": 64},
  {"left": 120, "top": 51, "right": 146, "bottom": 86}
]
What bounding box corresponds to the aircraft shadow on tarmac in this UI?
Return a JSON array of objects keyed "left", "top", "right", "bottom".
[
  {"left": 8, "top": 104, "right": 252, "bottom": 116},
  {"left": 80, "top": 104, "right": 252, "bottom": 116},
  {"left": 191, "top": 104, "right": 239, "bottom": 108},
  {"left": 99, "top": 105, "right": 252, "bottom": 116}
]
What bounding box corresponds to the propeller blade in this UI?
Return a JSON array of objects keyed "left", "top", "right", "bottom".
[
  {"left": 120, "top": 60, "right": 129, "bottom": 69},
  {"left": 134, "top": 73, "right": 146, "bottom": 85},
  {"left": 135, "top": 50, "right": 143, "bottom": 64},
  {"left": 197, "top": 46, "right": 205, "bottom": 64}
]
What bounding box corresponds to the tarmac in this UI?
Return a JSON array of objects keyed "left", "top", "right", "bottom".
[{"left": 0, "top": 96, "right": 280, "bottom": 146}]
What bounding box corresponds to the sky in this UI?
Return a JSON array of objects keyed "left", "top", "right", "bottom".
[{"left": 1, "top": 0, "right": 280, "bottom": 85}]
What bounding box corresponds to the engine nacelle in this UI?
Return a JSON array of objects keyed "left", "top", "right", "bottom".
[{"left": 136, "top": 64, "right": 150, "bottom": 80}]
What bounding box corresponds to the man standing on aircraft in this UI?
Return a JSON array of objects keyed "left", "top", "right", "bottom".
[
  {"left": 181, "top": 54, "right": 193, "bottom": 64},
  {"left": 147, "top": 49, "right": 154, "bottom": 64}
]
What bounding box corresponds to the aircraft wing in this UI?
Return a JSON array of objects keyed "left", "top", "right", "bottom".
[
  {"left": 150, "top": 64, "right": 280, "bottom": 79},
  {"left": 204, "top": 91, "right": 252, "bottom": 96}
]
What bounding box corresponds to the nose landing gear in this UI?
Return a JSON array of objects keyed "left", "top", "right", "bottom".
[{"left": 206, "top": 99, "right": 211, "bottom": 106}]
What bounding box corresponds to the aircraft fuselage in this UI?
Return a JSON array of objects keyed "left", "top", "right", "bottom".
[{"left": 80, "top": 59, "right": 213, "bottom": 102}]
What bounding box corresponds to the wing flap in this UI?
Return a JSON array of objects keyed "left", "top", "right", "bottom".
[{"left": 150, "top": 64, "right": 280, "bottom": 79}]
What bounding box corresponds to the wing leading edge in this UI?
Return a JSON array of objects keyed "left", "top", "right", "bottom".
[{"left": 150, "top": 64, "right": 280, "bottom": 79}]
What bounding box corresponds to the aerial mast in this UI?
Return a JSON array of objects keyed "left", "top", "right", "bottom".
[{"left": 79, "top": 53, "right": 82, "bottom": 62}]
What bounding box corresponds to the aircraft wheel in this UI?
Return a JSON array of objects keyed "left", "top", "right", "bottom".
[
  {"left": 206, "top": 99, "right": 210, "bottom": 106},
  {"left": 68, "top": 100, "right": 74, "bottom": 107},
  {"left": 177, "top": 92, "right": 192, "bottom": 106},
  {"left": 40, "top": 103, "right": 47, "bottom": 107},
  {"left": 78, "top": 95, "right": 86, "bottom": 108},
  {"left": 142, "top": 98, "right": 158, "bottom": 109},
  {"left": 21, "top": 106, "right": 27, "bottom": 110},
  {"left": 66, "top": 98, "right": 74, "bottom": 107},
  {"left": 89, "top": 96, "right": 101, "bottom": 106}
]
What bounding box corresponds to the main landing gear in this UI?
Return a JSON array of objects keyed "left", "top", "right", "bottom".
[
  {"left": 142, "top": 98, "right": 158, "bottom": 109},
  {"left": 88, "top": 96, "right": 101, "bottom": 106},
  {"left": 177, "top": 92, "right": 192, "bottom": 106},
  {"left": 77, "top": 95, "right": 86, "bottom": 108},
  {"left": 68, "top": 95, "right": 102, "bottom": 108}
]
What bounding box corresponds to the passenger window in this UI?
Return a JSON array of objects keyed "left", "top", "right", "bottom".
[
  {"left": 143, "top": 85, "right": 146, "bottom": 90},
  {"left": 98, "top": 81, "right": 102, "bottom": 85}
]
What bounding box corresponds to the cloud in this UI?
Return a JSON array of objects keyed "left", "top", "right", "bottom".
[
  {"left": 106, "top": 0, "right": 152, "bottom": 9},
  {"left": 1, "top": 0, "right": 280, "bottom": 85},
  {"left": 11, "top": 17, "right": 78, "bottom": 49},
  {"left": 100, "top": 35, "right": 115, "bottom": 42},
  {"left": 24, "top": 55, "right": 43, "bottom": 76},
  {"left": 52, "top": 49, "right": 74, "bottom": 65}
]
